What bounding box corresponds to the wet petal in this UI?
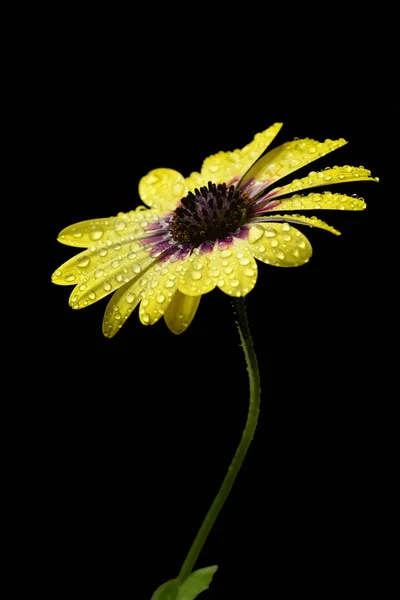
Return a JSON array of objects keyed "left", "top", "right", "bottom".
[
  {"left": 164, "top": 291, "right": 201, "bottom": 335},
  {"left": 139, "top": 168, "right": 188, "bottom": 211},
  {"left": 52, "top": 235, "right": 158, "bottom": 288},
  {"left": 241, "top": 137, "right": 347, "bottom": 196},
  {"left": 56, "top": 207, "right": 160, "bottom": 248},
  {"left": 209, "top": 239, "right": 258, "bottom": 297},
  {"left": 261, "top": 191, "right": 366, "bottom": 212},
  {"left": 68, "top": 248, "right": 158, "bottom": 310},
  {"left": 254, "top": 214, "right": 341, "bottom": 236},
  {"left": 185, "top": 123, "right": 283, "bottom": 190},
  {"left": 264, "top": 165, "right": 378, "bottom": 200},
  {"left": 138, "top": 261, "right": 180, "bottom": 325},
  {"left": 246, "top": 223, "right": 312, "bottom": 267},
  {"left": 102, "top": 269, "right": 156, "bottom": 338},
  {"left": 176, "top": 248, "right": 216, "bottom": 297}
]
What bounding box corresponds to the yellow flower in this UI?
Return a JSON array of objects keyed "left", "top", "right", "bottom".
[{"left": 52, "top": 123, "right": 377, "bottom": 337}]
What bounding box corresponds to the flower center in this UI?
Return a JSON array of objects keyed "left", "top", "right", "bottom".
[{"left": 170, "top": 182, "right": 251, "bottom": 247}]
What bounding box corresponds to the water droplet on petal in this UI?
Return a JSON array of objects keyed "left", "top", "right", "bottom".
[
  {"left": 142, "top": 298, "right": 149, "bottom": 307},
  {"left": 89, "top": 225, "right": 103, "bottom": 240},
  {"left": 275, "top": 250, "right": 285, "bottom": 260},
  {"left": 142, "top": 313, "right": 150, "bottom": 323},
  {"left": 95, "top": 269, "right": 105, "bottom": 279},
  {"left": 264, "top": 227, "right": 276, "bottom": 237},
  {"left": 126, "top": 291, "right": 136, "bottom": 303},
  {"left": 164, "top": 280, "right": 174, "bottom": 288},
  {"left": 239, "top": 257, "right": 250, "bottom": 265},
  {"left": 224, "top": 266, "right": 233, "bottom": 274},
  {"left": 114, "top": 219, "right": 126, "bottom": 231},
  {"left": 103, "top": 282, "right": 111, "bottom": 291},
  {"left": 270, "top": 240, "right": 278, "bottom": 248},
  {"left": 191, "top": 271, "right": 202, "bottom": 280},
  {"left": 132, "top": 264, "right": 141, "bottom": 274},
  {"left": 156, "top": 294, "right": 165, "bottom": 303},
  {"left": 111, "top": 259, "right": 120, "bottom": 269},
  {"left": 248, "top": 225, "right": 265, "bottom": 243},
  {"left": 76, "top": 256, "right": 90, "bottom": 268},
  {"left": 88, "top": 292, "right": 96, "bottom": 300},
  {"left": 71, "top": 228, "right": 82, "bottom": 238},
  {"left": 243, "top": 267, "right": 255, "bottom": 277},
  {"left": 281, "top": 223, "right": 290, "bottom": 232},
  {"left": 221, "top": 249, "right": 232, "bottom": 258},
  {"left": 65, "top": 273, "right": 76, "bottom": 282},
  {"left": 231, "top": 279, "right": 239, "bottom": 287}
]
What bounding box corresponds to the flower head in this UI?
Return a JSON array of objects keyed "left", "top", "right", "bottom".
[{"left": 52, "top": 123, "right": 377, "bottom": 337}]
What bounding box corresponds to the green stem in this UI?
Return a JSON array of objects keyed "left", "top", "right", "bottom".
[{"left": 178, "top": 297, "right": 261, "bottom": 583}]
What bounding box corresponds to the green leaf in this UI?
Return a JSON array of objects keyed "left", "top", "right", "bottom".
[
  {"left": 151, "top": 579, "right": 180, "bottom": 600},
  {"left": 177, "top": 566, "right": 219, "bottom": 600},
  {"left": 151, "top": 566, "right": 218, "bottom": 600}
]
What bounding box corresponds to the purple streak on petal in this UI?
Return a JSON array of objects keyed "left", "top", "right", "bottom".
[
  {"left": 234, "top": 225, "right": 249, "bottom": 240},
  {"left": 226, "top": 175, "right": 241, "bottom": 188},
  {"left": 142, "top": 233, "right": 169, "bottom": 245},
  {"left": 253, "top": 200, "right": 282, "bottom": 214},
  {"left": 199, "top": 241, "right": 215, "bottom": 254},
  {"left": 150, "top": 239, "right": 175, "bottom": 257},
  {"left": 239, "top": 177, "right": 274, "bottom": 200}
]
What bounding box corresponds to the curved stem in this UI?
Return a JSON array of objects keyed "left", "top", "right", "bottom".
[{"left": 178, "top": 297, "right": 261, "bottom": 582}]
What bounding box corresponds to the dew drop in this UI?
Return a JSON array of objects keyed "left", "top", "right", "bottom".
[
  {"left": 99, "top": 248, "right": 107, "bottom": 257},
  {"left": 275, "top": 250, "right": 285, "bottom": 260},
  {"left": 217, "top": 279, "right": 225, "bottom": 286},
  {"left": 54, "top": 270, "right": 61, "bottom": 278},
  {"left": 270, "top": 240, "right": 278, "bottom": 248},
  {"left": 221, "top": 249, "right": 232, "bottom": 258},
  {"left": 231, "top": 279, "right": 239, "bottom": 287},
  {"left": 114, "top": 219, "right": 126, "bottom": 231},
  {"left": 71, "top": 228, "right": 82, "bottom": 238},
  {"left": 283, "top": 234, "right": 291, "bottom": 242},
  {"left": 239, "top": 257, "right": 250, "bottom": 265},
  {"left": 297, "top": 239, "right": 306, "bottom": 249},
  {"left": 103, "top": 282, "right": 111, "bottom": 291},
  {"left": 65, "top": 274, "right": 76, "bottom": 282},
  {"left": 76, "top": 256, "right": 90, "bottom": 268},
  {"left": 111, "top": 259, "right": 120, "bottom": 269},
  {"left": 191, "top": 271, "right": 202, "bottom": 280},
  {"left": 244, "top": 267, "right": 255, "bottom": 277},
  {"left": 126, "top": 291, "right": 136, "bottom": 303},
  {"left": 128, "top": 252, "right": 137, "bottom": 260},
  {"left": 224, "top": 266, "right": 233, "bottom": 274},
  {"left": 248, "top": 225, "right": 264, "bottom": 243},
  {"left": 142, "top": 313, "right": 150, "bottom": 323},
  {"left": 264, "top": 227, "right": 276, "bottom": 237},
  {"left": 164, "top": 279, "right": 174, "bottom": 288},
  {"left": 281, "top": 222, "right": 290, "bottom": 232},
  {"left": 88, "top": 292, "right": 96, "bottom": 300},
  {"left": 156, "top": 294, "right": 165, "bottom": 303},
  {"left": 132, "top": 264, "right": 142, "bottom": 274},
  {"left": 95, "top": 269, "right": 105, "bottom": 279},
  {"left": 89, "top": 225, "right": 103, "bottom": 240},
  {"left": 193, "top": 262, "right": 203, "bottom": 270},
  {"left": 115, "top": 273, "right": 123, "bottom": 282}
]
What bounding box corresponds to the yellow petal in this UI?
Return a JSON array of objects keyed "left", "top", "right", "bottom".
[
  {"left": 265, "top": 191, "right": 366, "bottom": 212},
  {"left": 268, "top": 165, "right": 378, "bottom": 199},
  {"left": 56, "top": 207, "right": 158, "bottom": 248},
  {"left": 209, "top": 239, "right": 258, "bottom": 297},
  {"left": 52, "top": 237, "right": 154, "bottom": 289},
  {"left": 164, "top": 291, "right": 201, "bottom": 335},
  {"left": 102, "top": 269, "right": 157, "bottom": 338},
  {"left": 247, "top": 223, "right": 312, "bottom": 267},
  {"left": 138, "top": 261, "right": 179, "bottom": 325},
  {"left": 241, "top": 137, "right": 347, "bottom": 194},
  {"left": 185, "top": 123, "right": 283, "bottom": 190},
  {"left": 176, "top": 248, "right": 216, "bottom": 297},
  {"left": 258, "top": 214, "right": 341, "bottom": 236},
  {"left": 138, "top": 168, "right": 188, "bottom": 211}
]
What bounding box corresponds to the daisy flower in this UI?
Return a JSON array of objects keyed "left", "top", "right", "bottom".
[{"left": 52, "top": 123, "right": 377, "bottom": 337}]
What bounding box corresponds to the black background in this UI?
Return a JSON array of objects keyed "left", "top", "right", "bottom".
[{"left": 38, "top": 10, "right": 389, "bottom": 599}]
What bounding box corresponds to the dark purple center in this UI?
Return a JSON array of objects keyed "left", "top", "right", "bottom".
[{"left": 170, "top": 182, "right": 251, "bottom": 248}]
